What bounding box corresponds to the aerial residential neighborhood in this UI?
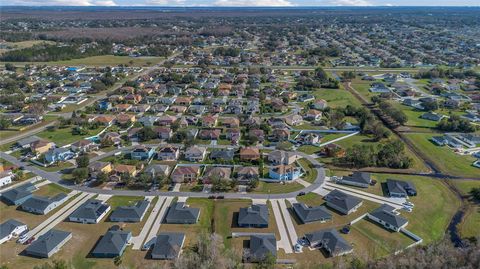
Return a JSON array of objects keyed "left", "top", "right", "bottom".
[{"left": 0, "top": 5, "right": 479, "bottom": 269}]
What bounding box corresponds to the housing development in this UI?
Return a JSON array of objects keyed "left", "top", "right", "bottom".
[{"left": 0, "top": 6, "right": 479, "bottom": 269}]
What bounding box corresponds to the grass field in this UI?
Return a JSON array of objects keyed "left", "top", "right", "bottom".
[
  {"left": 297, "top": 158, "right": 317, "bottom": 183},
  {"left": 37, "top": 125, "right": 104, "bottom": 146},
  {"left": 0, "top": 116, "right": 58, "bottom": 141},
  {"left": 34, "top": 183, "right": 70, "bottom": 196},
  {"left": 0, "top": 40, "right": 55, "bottom": 54},
  {"left": 2, "top": 55, "right": 164, "bottom": 67},
  {"left": 252, "top": 181, "right": 304, "bottom": 194},
  {"left": 449, "top": 180, "right": 480, "bottom": 239},
  {"left": 404, "top": 133, "right": 478, "bottom": 178},
  {"left": 313, "top": 88, "right": 362, "bottom": 108}
]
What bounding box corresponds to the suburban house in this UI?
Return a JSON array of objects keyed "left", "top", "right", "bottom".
[
  {"left": 88, "top": 162, "right": 112, "bottom": 177},
  {"left": 21, "top": 193, "right": 69, "bottom": 215},
  {"left": 386, "top": 179, "right": 417, "bottom": 197},
  {"left": 210, "top": 149, "right": 235, "bottom": 162},
  {"left": 184, "top": 146, "right": 207, "bottom": 162},
  {"left": 247, "top": 234, "right": 277, "bottom": 262},
  {"left": 170, "top": 166, "right": 200, "bottom": 183},
  {"left": 165, "top": 202, "right": 200, "bottom": 224},
  {"left": 238, "top": 204, "right": 269, "bottom": 228},
  {"left": 16, "top": 136, "right": 41, "bottom": 149},
  {"left": 44, "top": 148, "right": 76, "bottom": 165},
  {"left": 68, "top": 199, "right": 111, "bottom": 224},
  {"left": 268, "top": 150, "right": 298, "bottom": 165},
  {"left": 112, "top": 164, "right": 138, "bottom": 178},
  {"left": 109, "top": 200, "right": 150, "bottom": 222},
  {"left": 304, "top": 229, "right": 353, "bottom": 257},
  {"left": 30, "top": 140, "right": 55, "bottom": 156},
  {"left": 321, "top": 143, "right": 346, "bottom": 158},
  {"left": 25, "top": 229, "right": 72, "bottom": 258},
  {"left": 144, "top": 164, "right": 171, "bottom": 178},
  {"left": 91, "top": 226, "right": 132, "bottom": 258},
  {"left": 337, "top": 172, "right": 372, "bottom": 188},
  {"left": 285, "top": 114, "right": 303, "bottom": 126},
  {"left": 138, "top": 116, "right": 158, "bottom": 127},
  {"left": 292, "top": 203, "right": 332, "bottom": 224},
  {"left": 0, "top": 170, "right": 14, "bottom": 187},
  {"left": 198, "top": 129, "right": 221, "bottom": 140},
  {"left": 0, "top": 219, "right": 28, "bottom": 244},
  {"left": 324, "top": 189, "right": 363, "bottom": 215},
  {"left": 268, "top": 165, "right": 301, "bottom": 181},
  {"left": 1, "top": 182, "right": 37, "bottom": 205},
  {"left": 305, "top": 109, "right": 323, "bottom": 121},
  {"left": 420, "top": 112, "right": 445, "bottom": 121},
  {"left": 312, "top": 99, "right": 328, "bottom": 110},
  {"left": 153, "top": 127, "right": 173, "bottom": 140},
  {"left": 240, "top": 147, "right": 261, "bottom": 161},
  {"left": 367, "top": 204, "right": 408, "bottom": 232},
  {"left": 71, "top": 139, "right": 99, "bottom": 153},
  {"left": 202, "top": 166, "right": 232, "bottom": 183},
  {"left": 157, "top": 145, "right": 180, "bottom": 161},
  {"left": 151, "top": 232, "right": 185, "bottom": 260},
  {"left": 235, "top": 166, "right": 260, "bottom": 183},
  {"left": 130, "top": 145, "right": 155, "bottom": 160}
]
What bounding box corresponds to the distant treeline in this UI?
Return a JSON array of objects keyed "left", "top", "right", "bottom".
[{"left": 0, "top": 43, "right": 111, "bottom": 62}]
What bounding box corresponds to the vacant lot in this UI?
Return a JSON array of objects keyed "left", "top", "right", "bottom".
[
  {"left": 3, "top": 55, "right": 164, "bottom": 67},
  {"left": 313, "top": 87, "right": 362, "bottom": 108},
  {"left": 37, "top": 126, "right": 104, "bottom": 146}
]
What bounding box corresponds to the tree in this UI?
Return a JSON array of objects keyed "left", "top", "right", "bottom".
[
  {"left": 71, "top": 168, "right": 88, "bottom": 184},
  {"left": 76, "top": 154, "right": 89, "bottom": 168},
  {"left": 113, "top": 256, "right": 122, "bottom": 266},
  {"left": 0, "top": 117, "right": 11, "bottom": 130},
  {"left": 255, "top": 252, "right": 276, "bottom": 269},
  {"left": 5, "top": 63, "right": 16, "bottom": 72}
]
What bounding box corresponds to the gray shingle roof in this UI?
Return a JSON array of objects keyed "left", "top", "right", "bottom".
[
  {"left": 109, "top": 200, "right": 149, "bottom": 222},
  {"left": 0, "top": 219, "right": 26, "bottom": 239},
  {"left": 165, "top": 202, "right": 200, "bottom": 224},
  {"left": 238, "top": 204, "right": 269, "bottom": 227},
  {"left": 341, "top": 172, "right": 371, "bottom": 185},
  {"left": 21, "top": 193, "right": 67, "bottom": 213},
  {"left": 386, "top": 179, "right": 417, "bottom": 196},
  {"left": 25, "top": 229, "right": 71, "bottom": 258},
  {"left": 1, "top": 182, "right": 36, "bottom": 205},
  {"left": 91, "top": 228, "right": 131, "bottom": 257},
  {"left": 250, "top": 234, "right": 277, "bottom": 261},
  {"left": 324, "top": 190, "right": 362, "bottom": 214},
  {"left": 292, "top": 203, "right": 332, "bottom": 224},
  {"left": 210, "top": 149, "right": 235, "bottom": 160},
  {"left": 304, "top": 229, "right": 352, "bottom": 256},
  {"left": 69, "top": 199, "right": 109, "bottom": 221},
  {"left": 370, "top": 204, "right": 408, "bottom": 229},
  {"left": 151, "top": 232, "right": 185, "bottom": 260}
]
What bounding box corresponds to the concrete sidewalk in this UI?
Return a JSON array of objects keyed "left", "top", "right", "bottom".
[
  {"left": 25, "top": 191, "right": 94, "bottom": 240},
  {"left": 131, "top": 196, "right": 166, "bottom": 250},
  {"left": 270, "top": 199, "right": 293, "bottom": 254},
  {"left": 144, "top": 196, "right": 174, "bottom": 248},
  {"left": 277, "top": 199, "right": 299, "bottom": 249}
]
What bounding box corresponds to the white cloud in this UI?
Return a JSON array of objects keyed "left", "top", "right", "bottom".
[
  {"left": 330, "top": 0, "right": 372, "bottom": 6},
  {"left": 6, "top": 0, "right": 117, "bottom": 5},
  {"left": 214, "top": 0, "right": 293, "bottom": 6}
]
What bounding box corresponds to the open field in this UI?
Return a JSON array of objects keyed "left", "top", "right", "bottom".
[
  {"left": 404, "top": 133, "right": 478, "bottom": 178},
  {"left": 0, "top": 116, "right": 58, "bottom": 142},
  {"left": 37, "top": 125, "right": 104, "bottom": 146},
  {"left": 34, "top": 183, "right": 71, "bottom": 196},
  {"left": 2, "top": 55, "right": 164, "bottom": 67},
  {"left": 313, "top": 87, "right": 362, "bottom": 108},
  {"left": 297, "top": 158, "right": 317, "bottom": 183},
  {"left": 253, "top": 181, "right": 304, "bottom": 194},
  {"left": 0, "top": 40, "right": 56, "bottom": 54}
]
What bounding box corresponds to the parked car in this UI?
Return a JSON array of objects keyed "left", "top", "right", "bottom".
[
  {"left": 341, "top": 225, "right": 351, "bottom": 234},
  {"left": 403, "top": 206, "right": 413, "bottom": 212},
  {"left": 297, "top": 191, "right": 306, "bottom": 196},
  {"left": 24, "top": 236, "right": 35, "bottom": 245}
]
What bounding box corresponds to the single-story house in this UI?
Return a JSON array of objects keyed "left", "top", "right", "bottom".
[
  {"left": 150, "top": 232, "right": 185, "bottom": 260},
  {"left": 44, "top": 148, "right": 75, "bottom": 165},
  {"left": 337, "top": 172, "right": 372, "bottom": 188},
  {"left": 247, "top": 234, "right": 277, "bottom": 262},
  {"left": 0, "top": 171, "right": 14, "bottom": 187},
  {"left": 91, "top": 227, "right": 131, "bottom": 258},
  {"left": 420, "top": 112, "right": 445, "bottom": 122},
  {"left": 235, "top": 166, "right": 259, "bottom": 183},
  {"left": 367, "top": 204, "right": 408, "bottom": 232},
  {"left": 68, "top": 199, "right": 111, "bottom": 224},
  {"left": 165, "top": 202, "right": 200, "bottom": 224},
  {"left": 0, "top": 219, "right": 27, "bottom": 245},
  {"left": 386, "top": 179, "right": 417, "bottom": 197},
  {"left": 292, "top": 203, "right": 332, "bottom": 224},
  {"left": 238, "top": 204, "right": 269, "bottom": 228},
  {"left": 304, "top": 229, "right": 353, "bottom": 257},
  {"left": 110, "top": 200, "right": 150, "bottom": 222},
  {"left": 239, "top": 147, "right": 261, "bottom": 161},
  {"left": 21, "top": 193, "right": 69, "bottom": 215},
  {"left": 210, "top": 149, "right": 235, "bottom": 162},
  {"left": 130, "top": 145, "right": 155, "bottom": 161},
  {"left": 25, "top": 229, "right": 72, "bottom": 258},
  {"left": 88, "top": 161, "right": 112, "bottom": 177},
  {"left": 1, "top": 182, "right": 37, "bottom": 206},
  {"left": 144, "top": 164, "right": 171, "bottom": 178},
  {"left": 324, "top": 189, "right": 363, "bottom": 215}
]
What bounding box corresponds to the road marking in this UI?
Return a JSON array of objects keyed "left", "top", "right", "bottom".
[{"left": 270, "top": 199, "right": 293, "bottom": 254}]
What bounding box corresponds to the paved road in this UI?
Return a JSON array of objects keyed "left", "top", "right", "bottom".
[{"left": 277, "top": 199, "right": 299, "bottom": 248}]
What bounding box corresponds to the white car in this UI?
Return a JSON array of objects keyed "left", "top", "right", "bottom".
[
  {"left": 403, "top": 201, "right": 414, "bottom": 207},
  {"left": 403, "top": 206, "right": 413, "bottom": 212}
]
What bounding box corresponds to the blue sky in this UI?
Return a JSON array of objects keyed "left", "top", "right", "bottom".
[{"left": 3, "top": 0, "right": 480, "bottom": 6}]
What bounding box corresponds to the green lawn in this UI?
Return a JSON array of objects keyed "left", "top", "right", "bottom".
[
  {"left": 313, "top": 88, "right": 362, "bottom": 108},
  {"left": 106, "top": 195, "right": 145, "bottom": 209},
  {"left": 449, "top": 180, "right": 480, "bottom": 239},
  {"left": 297, "top": 145, "right": 319, "bottom": 154},
  {"left": 35, "top": 183, "right": 70, "bottom": 196},
  {"left": 37, "top": 161, "right": 74, "bottom": 172},
  {"left": 404, "top": 133, "right": 478, "bottom": 178},
  {"left": 297, "top": 158, "right": 317, "bottom": 183},
  {"left": 296, "top": 192, "right": 324, "bottom": 206},
  {"left": 37, "top": 126, "right": 104, "bottom": 146},
  {"left": 253, "top": 181, "right": 304, "bottom": 194}
]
